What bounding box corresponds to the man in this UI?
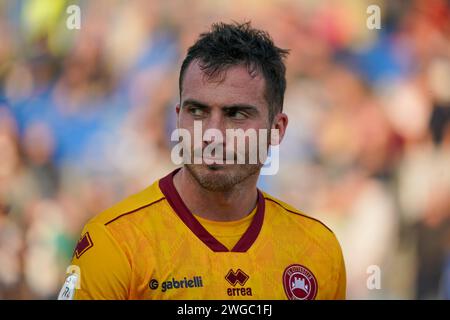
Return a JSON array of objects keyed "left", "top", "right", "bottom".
[{"left": 59, "top": 22, "right": 346, "bottom": 300}]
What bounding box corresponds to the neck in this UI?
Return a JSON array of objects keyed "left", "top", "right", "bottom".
[{"left": 173, "top": 167, "right": 259, "bottom": 222}]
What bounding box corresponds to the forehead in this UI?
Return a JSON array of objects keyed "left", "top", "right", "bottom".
[{"left": 181, "top": 60, "right": 267, "bottom": 107}]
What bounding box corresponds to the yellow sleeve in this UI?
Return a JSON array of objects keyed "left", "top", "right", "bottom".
[
  {"left": 333, "top": 243, "right": 347, "bottom": 300},
  {"left": 61, "top": 222, "right": 131, "bottom": 300}
]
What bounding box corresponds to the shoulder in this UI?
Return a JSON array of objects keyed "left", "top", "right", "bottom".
[
  {"left": 263, "top": 192, "right": 333, "bottom": 233},
  {"left": 262, "top": 191, "right": 341, "bottom": 251},
  {"left": 70, "top": 181, "right": 167, "bottom": 265},
  {"left": 88, "top": 180, "right": 166, "bottom": 227}
]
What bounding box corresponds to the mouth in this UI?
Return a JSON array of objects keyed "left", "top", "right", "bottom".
[
  {"left": 192, "top": 154, "right": 227, "bottom": 164},
  {"left": 202, "top": 156, "right": 226, "bottom": 164},
  {"left": 206, "top": 164, "right": 223, "bottom": 171}
]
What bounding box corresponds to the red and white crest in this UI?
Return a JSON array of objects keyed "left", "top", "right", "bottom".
[{"left": 282, "top": 264, "right": 318, "bottom": 300}]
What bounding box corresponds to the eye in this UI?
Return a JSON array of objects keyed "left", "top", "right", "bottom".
[
  {"left": 188, "top": 107, "right": 205, "bottom": 117},
  {"left": 227, "top": 110, "right": 247, "bottom": 120}
]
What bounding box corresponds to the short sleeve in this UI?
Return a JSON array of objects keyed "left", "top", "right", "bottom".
[
  {"left": 59, "top": 222, "right": 131, "bottom": 300},
  {"left": 333, "top": 243, "right": 347, "bottom": 300}
]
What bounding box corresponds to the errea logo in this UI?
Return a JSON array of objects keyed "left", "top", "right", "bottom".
[
  {"left": 225, "top": 269, "right": 252, "bottom": 296},
  {"left": 225, "top": 269, "right": 249, "bottom": 286}
]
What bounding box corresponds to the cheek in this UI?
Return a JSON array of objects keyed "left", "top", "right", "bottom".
[
  {"left": 177, "top": 112, "right": 194, "bottom": 129},
  {"left": 240, "top": 120, "right": 269, "bottom": 134},
  {"left": 226, "top": 122, "right": 270, "bottom": 150}
]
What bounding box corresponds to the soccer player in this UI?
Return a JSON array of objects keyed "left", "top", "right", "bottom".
[{"left": 59, "top": 22, "right": 346, "bottom": 300}]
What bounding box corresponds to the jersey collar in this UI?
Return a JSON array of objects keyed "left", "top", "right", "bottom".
[{"left": 158, "top": 168, "right": 265, "bottom": 252}]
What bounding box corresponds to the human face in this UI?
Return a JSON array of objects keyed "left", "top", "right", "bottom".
[{"left": 176, "top": 60, "right": 276, "bottom": 191}]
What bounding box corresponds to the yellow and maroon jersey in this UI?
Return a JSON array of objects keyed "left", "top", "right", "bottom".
[{"left": 59, "top": 169, "right": 346, "bottom": 300}]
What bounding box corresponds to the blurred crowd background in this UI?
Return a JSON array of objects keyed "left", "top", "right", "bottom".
[{"left": 0, "top": 0, "right": 449, "bottom": 299}]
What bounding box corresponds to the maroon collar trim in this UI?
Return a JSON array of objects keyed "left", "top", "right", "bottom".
[{"left": 158, "top": 168, "right": 265, "bottom": 253}]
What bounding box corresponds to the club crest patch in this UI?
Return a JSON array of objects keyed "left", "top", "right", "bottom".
[{"left": 282, "top": 264, "right": 318, "bottom": 300}]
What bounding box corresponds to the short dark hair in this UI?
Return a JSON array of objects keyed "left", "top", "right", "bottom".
[{"left": 179, "top": 22, "right": 289, "bottom": 122}]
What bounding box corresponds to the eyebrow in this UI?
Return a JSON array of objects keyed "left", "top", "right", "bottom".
[
  {"left": 182, "top": 99, "right": 209, "bottom": 110},
  {"left": 182, "top": 99, "right": 260, "bottom": 114}
]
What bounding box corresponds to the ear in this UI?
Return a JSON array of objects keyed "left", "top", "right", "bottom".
[{"left": 270, "top": 112, "right": 288, "bottom": 145}]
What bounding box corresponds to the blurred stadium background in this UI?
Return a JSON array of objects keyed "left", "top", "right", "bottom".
[{"left": 0, "top": 0, "right": 449, "bottom": 299}]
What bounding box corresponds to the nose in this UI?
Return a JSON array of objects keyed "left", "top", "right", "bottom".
[{"left": 202, "top": 111, "right": 226, "bottom": 145}]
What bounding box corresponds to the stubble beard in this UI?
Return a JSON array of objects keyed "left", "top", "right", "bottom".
[
  {"left": 183, "top": 127, "right": 272, "bottom": 192},
  {"left": 185, "top": 163, "right": 262, "bottom": 192}
]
